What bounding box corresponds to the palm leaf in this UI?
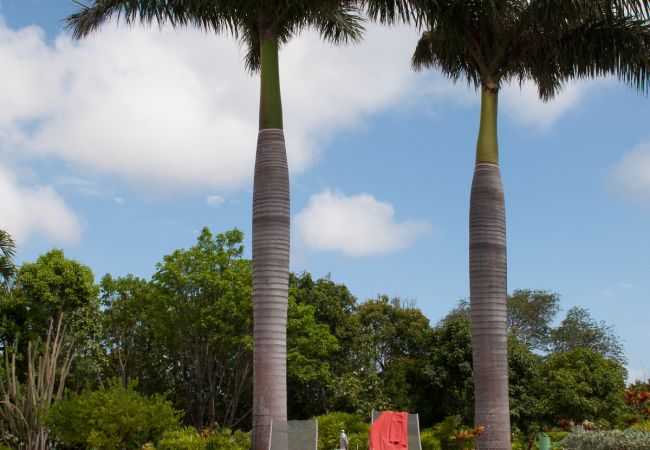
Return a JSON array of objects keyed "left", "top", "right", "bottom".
[{"left": 0, "top": 230, "right": 16, "bottom": 283}]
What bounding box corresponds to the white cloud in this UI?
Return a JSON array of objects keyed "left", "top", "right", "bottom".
[
  {"left": 500, "top": 80, "right": 590, "bottom": 130},
  {"left": 0, "top": 167, "right": 83, "bottom": 244},
  {"left": 0, "top": 17, "right": 424, "bottom": 192},
  {"left": 295, "top": 190, "right": 432, "bottom": 256},
  {"left": 608, "top": 141, "right": 650, "bottom": 203},
  {"left": 205, "top": 194, "right": 225, "bottom": 206}
]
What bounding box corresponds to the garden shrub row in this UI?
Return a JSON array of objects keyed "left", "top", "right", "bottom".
[{"left": 559, "top": 427, "right": 650, "bottom": 450}]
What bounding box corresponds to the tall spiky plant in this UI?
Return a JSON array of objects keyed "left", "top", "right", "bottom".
[
  {"left": 66, "top": 2, "right": 363, "bottom": 448},
  {"left": 0, "top": 316, "right": 75, "bottom": 450},
  {"left": 410, "top": 0, "right": 650, "bottom": 447}
]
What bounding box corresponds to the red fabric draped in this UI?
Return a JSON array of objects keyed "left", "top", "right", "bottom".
[{"left": 369, "top": 412, "right": 408, "bottom": 450}]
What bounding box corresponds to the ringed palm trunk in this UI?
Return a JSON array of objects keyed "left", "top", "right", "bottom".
[
  {"left": 252, "top": 35, "right": 289, "bottom": 450},
  {"left": 469, "top": 83, "right": 511, "bottom": 449}
]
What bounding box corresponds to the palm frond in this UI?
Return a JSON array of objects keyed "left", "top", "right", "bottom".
[
  {"left": 412, "top": 31, "right": 435, "bottom": 70},
  {"left": 310, "top": 3, "right": 365, "bottom": 44},
  {"left": 66, "top": 0, "right": 239, "bottom": 39},
  {"left": 362, "top": 0, "right": 416, "bottom": 24},
  {"left": 239, "top": 21, "right": 261, "bottom": 73},
  {"left": 554, "top": 15, "right": 650, "bottom": 93}
]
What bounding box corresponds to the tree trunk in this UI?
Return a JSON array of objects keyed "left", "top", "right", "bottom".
[
  {"left": 470, "top": 84, "right": 511, "bottom": 449},
  {"left": 252, "top": 35, "right": 289, "bottom": 450}
]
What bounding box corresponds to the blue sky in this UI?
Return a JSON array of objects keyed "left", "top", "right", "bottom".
[{"left": 1, "top": 1, "right": 649, "bottom": 382}]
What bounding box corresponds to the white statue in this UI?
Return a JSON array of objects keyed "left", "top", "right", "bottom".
[{"left": 339, "top": 429, "right": 349, "bottom": 450}]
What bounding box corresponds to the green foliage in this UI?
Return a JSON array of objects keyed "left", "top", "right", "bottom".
[
  {"left": 428, "top": 416, "right": 481, "bottom": 450},
  {"left": 507, "top": 290, "right": 560, "bottom": 351},
  {"left": 537, "top": 348, "right": 627, "bottom": 426},
  {"left": 328, "top": 370, "right": 391, "bottom": 416},
  {"left": 156, "top": 427, "right": 250, "bottom": 450},
  {"left": 1, "top": 249, "right": 102, "bottom": 392},
  {"left": 631, "top": 421, "right": 650, "bottom": 432},
  {"left": 286, "top": 289, "right": 339, "bottom": 418},
  {"left": 546, "top": 431, "right": 569, "bottom": 443},
  {"left": 423, "top": 307, "right": 542, "bottom": 430},
  {"left": 508, "top": 335, "right": 543, "bottom": 439},
  {"left": 316, "top": 412, "right": 368, "bottom": 450},
  {"left": 622, "top": 379, "right": 650, "bottom": 426},
  {"left": 102, "top": 228, "right": 343, "bottom": 428},
  {"left": 103, "top": 228, "right": 253, "bottom": 428},
  {"left": 420, "top": 428, "right": 443, "bottom": 450},
  {"left": 4, "top": 229, "right": 635, "bottom": 442},
  {"left": 0, "top": 230, "right": 16, "bottom": 286},
  {"left": 425, "top": 312, "right": 474, "bottom": 425},
  {"left": 8, "top": 249, "right": 99, "bottom": 341},
  {"left": 288, "top": 272, "right": 357, "bottom": 418},
  {"left": 559, "top": 427, "right": 650, "bottom": 450},
  {"left": 47, "top": 379, "right": 181, "bottom": 449},
  {"left": 353, "top": 296, "right": 433, "bottom": 415},
  {"left": 100, "top": 274, "right": 166, "bottom": 394},
  {"left": 550, "top": 307, "right": 625, "bottom": 363}
]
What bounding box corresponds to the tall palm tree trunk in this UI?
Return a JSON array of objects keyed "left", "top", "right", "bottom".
[
  {"left": 252, "top": 35, "right": 289, "bottom": 450},
  {"left": 469, "top": 84, "right": 511, "bottom": 449}
]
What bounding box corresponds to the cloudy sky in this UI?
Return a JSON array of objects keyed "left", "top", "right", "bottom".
[{"left": 1, "top": 0, "right": 649, "bottom": 382}]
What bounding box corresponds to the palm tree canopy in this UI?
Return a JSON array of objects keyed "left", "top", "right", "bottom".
[
  {"left": 412, "top": 0, "right": 650, "bottom": 98},
  {"left": 0, "top": 230, "right": 16, "bottom": 283},
  {"left": 67, "top": 0, "right": 364, "bottom": 72}
]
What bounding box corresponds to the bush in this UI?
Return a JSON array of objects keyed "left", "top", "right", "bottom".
[
  {"left": 47, "top": 379, "right": 181, "bottom": 449},
  {"left": 420, "top": 428, "right": 443, "bottom": 450},
  {"left": 430, "top": 416, "right": 480, "bottom": 450},
  {"left": 631, "top": 421, "right": 650, "bottom": 432},
  {"left": 316, "top": 412, "right": 369, "bottom": 450},
  {"left": 559, "top": 427, "right": 650, "bottom": 450},
  {"left": 156, "top": 427, "right": 250, "bottom": 450},
  {"left": 545, "top": 430, "right": 569, "bottom": 444}
]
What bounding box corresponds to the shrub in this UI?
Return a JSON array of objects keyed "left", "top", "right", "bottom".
[
  {"left": 545, "top": 430, "right": 569, "bottom": 443},
  {"left": 46, "top": 379, "right": 181, "bottom": 449},
  {"left": 631, "top": 420, "right": 650, "bottom": 432},
  {"left": 559, "top": 427, "right": 650, "bottom": 450},
  {"left": 316, "top": 412, "right": 368, "bottom": 450},
  {"left": 430, "top": 416, "right": 481, "bottom": 450},
  {"left": 346, "top": 430, "right": 369, "bottom": 450},
  {"left": 156, "top": 427, "right": 250, "bottom": 450},
  {"left": 420, "top": 428, "right": 443, "bottom": 450}
]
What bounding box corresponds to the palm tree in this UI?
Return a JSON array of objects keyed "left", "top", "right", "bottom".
[
  {"left": 410, "top": 1, "right": 650, "bottom": 447},
  {"left": 66, "top": 2, "right": 362, "bottom": 448},
  {"left": 0, "top": 229, "right": 16, "bottom": 284}
]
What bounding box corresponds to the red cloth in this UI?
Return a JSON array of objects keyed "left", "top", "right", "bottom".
[{"left": 369, "top": 411, "right": 408, "bottom": 450}]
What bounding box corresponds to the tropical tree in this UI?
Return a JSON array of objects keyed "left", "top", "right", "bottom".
[
  {"left": 410, "top": 1, "right": 650, "bottom": 447},
  {"left": 0, "top": 229, "right": 16, "bottom": 284},
  {"left": 66, "top": 3, "right": 363, "bottom": 447}
]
